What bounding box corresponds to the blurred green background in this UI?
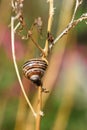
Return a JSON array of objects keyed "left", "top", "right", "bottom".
[{"left": 0, "top": 0, "right": 87, "bottom": 130}]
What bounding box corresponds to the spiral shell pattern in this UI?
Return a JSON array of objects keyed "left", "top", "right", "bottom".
[{"left": 22, "top": 58, "right": 48, "bottom": 86}]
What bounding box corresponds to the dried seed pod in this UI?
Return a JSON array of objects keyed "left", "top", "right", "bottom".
[{"left": 22, "top": 58, "right": 48, "bottom": 86}]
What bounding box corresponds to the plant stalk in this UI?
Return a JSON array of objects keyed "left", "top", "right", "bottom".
[
  {"left": 11, "top": 17, "right": 36, "bottom": 117},
  {"left": 36, "top": 86, "right": 42, "bottom": 130},
  {"left": 44, "top": 0, "right": 54, "bottom": 57}
]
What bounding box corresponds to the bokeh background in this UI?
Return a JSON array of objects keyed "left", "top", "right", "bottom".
[{"left": 0, "top": 0, "right": 87, "bottom": 130}]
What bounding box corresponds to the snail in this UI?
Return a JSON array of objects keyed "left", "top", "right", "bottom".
[{"left": 22, "top": 58, "right": 48, "bottom": 86}]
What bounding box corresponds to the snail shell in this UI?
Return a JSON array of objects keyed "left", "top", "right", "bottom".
[{"left": 22, "top": 58, "right": 48, "bottom": 86}]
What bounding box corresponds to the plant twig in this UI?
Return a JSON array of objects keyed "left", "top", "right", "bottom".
[
  {"left": 71, "top": 0, "right": 83, "bottom": 23},
  {"left": 14, "top": 22, "right": 21, "bottom": 32},
  {"left": 53, "top": 13, "right": 87, "bottom": 45},
  {"left": 12, "top": 0, "right": 44, "bottom": 55},
  {"left": 52, "top": 0, "right": 87, "bottom": 46},
  {"left": 11, "top": 16, "right": 37, "bottom": 118},
  {"left": 44, "top": 0, "right": 54, "bottom": 57},
  {"left": 28, "top": 31, "right": 45, "bottom": 55}
]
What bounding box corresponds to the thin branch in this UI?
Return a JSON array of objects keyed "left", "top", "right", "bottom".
[
  {"left": 44, "top": 0, "right": 54, "bottom": 57},
  {"left": 12, "top": 0, "right": 45, "bottom": 57},
  {"left": 52, "top": 0, "right": 87, "bottom": 46},
  {"left": 71, "top": 0, "right": 83, "bottom": 22},
  {"left": 53, "top": 13, "right": 87, "bottom": 45},
  {"left": 14, "top": 22, "right": 21, "bottom": 32},
  {"left": 11, "top": 16, "right": 37, "bottom": 118},
  {"left": 27, "top": 31, "right": 45, "bottom": 55}
]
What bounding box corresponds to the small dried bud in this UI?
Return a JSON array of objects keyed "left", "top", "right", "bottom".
[
  {"left": 28, "top": 30, "right": 33, "bottom": 37},
  {"left": 19, "top": 15, "right": 25, "bottom": 26},
  {"left": 47, "top": 32, "right": 54, "bottom": 43},
  {"left": 34, "top": 17, "right": 43, "bottom": 32},
  {"left": 12, "top": 0, "right": 24, "bottom": 14}
]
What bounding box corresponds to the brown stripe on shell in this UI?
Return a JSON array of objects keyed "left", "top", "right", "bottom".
[{"left": 22, "top": 58, "right": 48, "bottom": 86}]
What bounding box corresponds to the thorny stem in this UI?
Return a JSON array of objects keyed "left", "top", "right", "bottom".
[
  {"left": 36, "top": 86, "right": 42, "bottom": 130},
  {"left": 44, "top": 0, "right": 54, "bottom": 57},
  {"left": 11, "top": 16, "right": 37, "bottom": 118}
]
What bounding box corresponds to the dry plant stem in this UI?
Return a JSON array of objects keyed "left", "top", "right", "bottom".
[
  {"left": 24, "top": 25, "right": 45, "bottom": 56},
  {"left": 12, "top": 0, "right": 44, "bottom": 56},
  {"left": 36, "top": 86, "right": 42, "bottom": 130},
  {"left": 71, "top": 0, "right": 83, "bottom": 22},
  {"left": 53, "top": 0, "right": 87, "bottom": 45},
  {"left": 47, "top": 0, "right": 54, "bottom": 32},
  {"left": 14, "top": 22, "right": 21, "bottom": 32},
  {"left": 29, "top": 34, "right": 45, "bottom": 56},
  {"left": 53, "top": 14, "right": 87, "bottom": 45},
  {"left": 11, "top": 16, "right": 36, "bottom": 118},
  {"left": 44, "top": 0, "right": 54, "bottom": 57}
]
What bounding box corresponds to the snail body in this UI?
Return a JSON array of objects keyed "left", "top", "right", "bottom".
[{"left": 22, "top": 58, "right": 48, "bottom": 86}]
